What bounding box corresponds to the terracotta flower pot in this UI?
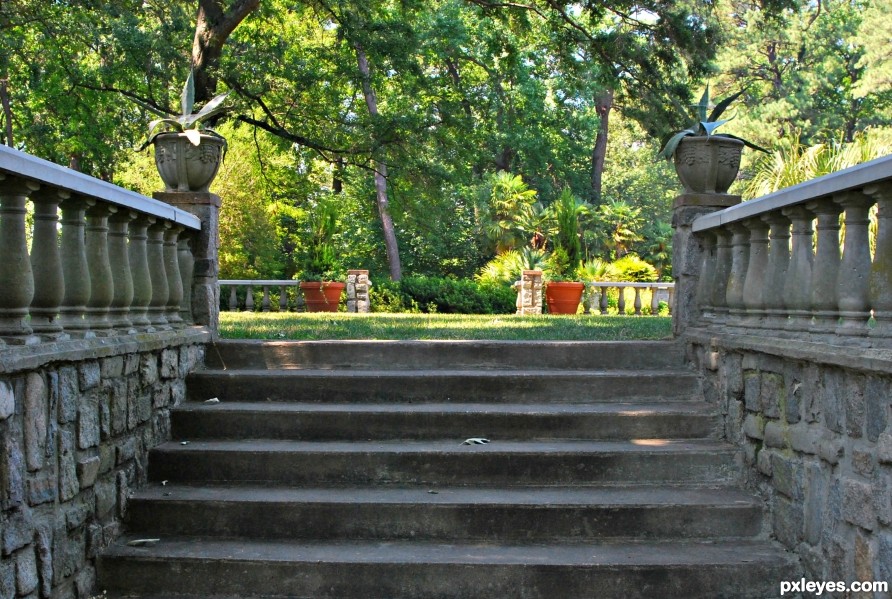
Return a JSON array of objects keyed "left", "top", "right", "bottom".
[
  {"left": 300, "top": 281, "right": 345, "bottom": 312},
  {"left": 153, "top": 133, "right": 226, "bottom": 192},
  {"left": 545, "top": 281, "right": 585, "bottom": 315},
  {"left": 673, "top": 136, "right": 744, "bottom": 194}
]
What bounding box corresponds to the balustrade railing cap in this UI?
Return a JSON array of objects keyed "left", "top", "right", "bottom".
[
  {"left": 0, "top": 145, "right": 200, "bottom": 230},
  {"left": 218, "top": 280, "right": 303, "bottom": 286},
  {"left": 692, "top": 153, "right": 892, "bottom": 233}
]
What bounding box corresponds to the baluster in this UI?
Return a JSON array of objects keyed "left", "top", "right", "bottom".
[
  {"left": 84, "top": 204, "right": 115, "bottom": 334},
  {"left": 650, "top": 285, "right": 660, "bottom": 315},
  {"left": 128, "top": 216, "right": 153, "bottom": 330},
  {"left": 711, "top": 228, "right": 733, "bottom": 324},
  {"left": 59, "top": 197, "right": 93, "bottom": 334},
  {"left": 178, "top": 235, "right": 194, "bottom": 324},
  {"left": 262, "top": 286, "right": 271, "bottom": 312},
  {"left": 836, "top": 192, "right": 874, "bottom": 334},
  {"left": 782, "top": 206, "right": 815, "bottom": 331},
  {"left": 742, "top": 219, "right": 770, "bottom": 328},
  {"left": 696, "top": 233, "right": 716, "bottom": 320},
  {"left": 725, "top": 223, "right": 751, "bottom": 325},
  {"left": 667, "top": 287, "right": 674, "bottom": 315},
  {"left": 617, "top": 286, "right": 626, "bottom": 315},
  {"left": 29, "top": 188, "right": 67, "bottom": 337},
  {"left": 807, "top": 201, "right": 843, "bottom": 334},
  {"left": 0, "top": 175, "right": 39, "bottom": 342},
  {"left": 228, "top": 286, "right": 238, "bottom": 311},
  {"left": 867, "top": 183, "right": 892, "bottom": 337},
  {"left": 245, "top": 285, "right": 254, "bottom": 311},
  {"left": 164, "top": 225, "right": 184, "bottom": 327},
  {"left": 762, "top": 213, "right": 791, "bottom": 331},
  {"left": 146, "top": 221, "right": 169, "bottom": 329},
  {"left": 633, "top": 287, "right": 642, "bottom": 315},
  {"left": 599, "top": 286, "right": 608, "bottom": 314},
  {"left": 279, "top": 285, "right": 288, "bottom": 312},
  {"left": 107, "top": 210, "right": 136, "bottom": 332}
]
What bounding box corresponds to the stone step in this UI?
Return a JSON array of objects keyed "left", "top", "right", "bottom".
[
  {"left": 171, "top": 400, "right": 719, "bottom": 441},
  {"left": 204, "top": 339, "right": 686, "bottom": 371},
  {"left": 98, "top": 537, "right": 799, "bottom": 599},
  {"left": 148, "top": 439, "right": 738, "bottom": 487},
  {"left": 187, "top": 369, "right": 699, "bottom": 404},
  {"left": 126, "top": 484, "right": 764, "bottom": 542}
]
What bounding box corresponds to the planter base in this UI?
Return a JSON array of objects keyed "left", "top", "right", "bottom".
[{"left": 300, "top": 282, "right": 346, "bottom": 313}]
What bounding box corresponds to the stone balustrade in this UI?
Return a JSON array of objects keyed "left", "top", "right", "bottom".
[
  {"left": 0, "top": 146, "right": 201, "bottom": 345},
  {"left": 585, "top": 282, "right": 674, "bottom": 316},
  {"left": 220, "top": 275, "right": 371, "bottom": 313},
  {"left": 691, "top": 154, "right": 892, "bottom": 341}
]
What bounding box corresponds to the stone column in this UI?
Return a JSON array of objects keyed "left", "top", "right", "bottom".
[
  {"left": 164, "top": 225, "right": 184, "bottom": 327},
  {"left": 725, "top": 222, "right": 751, "bottom": 326},
  {"left": 128, "top": 215, "right": 153, "bottom": 330},
  {"left": 59, "top": 197, "right": 93, "bottom": 335},
  {"left": 742, "top": 219, "right": 769, "bottom": 327},
  {"left": 867, "top": 183, "right": 892, "bottom": 338},
  {"left": 0, "top": 175, "right": 40, "bottom": 343},
  {"left": 347, "top": 270, "right": 371, "bottom": 313},
  {"left": 807, "top": 200, "right": 843, "bottom": 334},
  {"left": 107, "top": 210, "right": 136, "bottom": 332},
  {"left": 29, "top": 187, "right": 68, "bottom": 337},
  {"left": 154, "top": 192, "right": 220, "bottom": 333},
  {"left": 514, "top": 270, "right": 543, "bottom": 315},
  {"left": 711, "top": 227, "right": 733, "bottom": 325},
  {"left": 782, "top": 206, "right": 815, "bottom": 332},
  {"left": 84, "top": 203, "right": 115, "bottom": 335},
  {"left": 671, "top": 192, "right": 740, "bottom": 336},
  {"left": 835, "top": 192, "right": 874, "bottom": 335},
  {"left": 761, "top": 213, "right": 791, "bottom": 331}
]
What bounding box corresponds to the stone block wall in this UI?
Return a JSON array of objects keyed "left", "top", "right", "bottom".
[
  {"left": 687, "top": 333, "right": 892, "bottom": 592},
  {"left": 0, "top": 329, "right": 208, "bottom": 599}
]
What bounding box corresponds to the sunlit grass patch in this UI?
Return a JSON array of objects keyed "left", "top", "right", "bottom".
[{"left": 219, "top": 312, "right": 672, "bottom": 341}]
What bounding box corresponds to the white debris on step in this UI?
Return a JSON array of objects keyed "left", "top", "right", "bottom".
[
  {"left": 461, "top": 438, "right": 490, "bottom": 445},
  {"left": 204, "top": 398, "right": 220, "bottom": 404},
  {"left": 127, "top": 538, "right": 160, "bottom": 547}
]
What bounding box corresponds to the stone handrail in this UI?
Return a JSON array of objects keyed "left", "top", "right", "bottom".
[
  {"left": 689, "top": 153, "right": 892, "bottom": 339},
  {"left": 585, "top": 281, "right": 675, "bottom": 315},
  {"left": 220, "top": 271, "right": 372, "bottom": 312},
  {"left": 0, "top": 145, "right": 201, "bottom": 345}
]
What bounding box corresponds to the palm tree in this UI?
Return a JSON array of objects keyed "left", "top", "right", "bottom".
[{"left": 594, "top": 199, "right": 643, "bottom": 259}]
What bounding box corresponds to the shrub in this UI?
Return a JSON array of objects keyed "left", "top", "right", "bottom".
[
  {"left": 371, "top": 276, "right": 515, "bottom": 314},
  {"left": 605, "top": 254, "right": 658, "bottom": 282}
]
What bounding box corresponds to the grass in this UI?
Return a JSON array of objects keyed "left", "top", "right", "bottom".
[{"left": 219, "top": 312, "right": 673, "bottom": 341}]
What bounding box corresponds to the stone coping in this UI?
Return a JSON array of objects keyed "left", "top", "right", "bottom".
[
  {"left": 685, "top": 327, "right": 892, "bottom": 375},
  {"left": 0, "top": 145, "right": 200, "bottom": 230},
  {"left": 219, "top": 280, "right": 303, "bottom": 286},
  {"left": 587, "top": 282, "right": 675, "bottom": 288},
  {"left": 691, "top": 153, "right": 892, "bottom": 232},
  {"left": 0, "top": 326, "right": 211, "bottom": 374}
]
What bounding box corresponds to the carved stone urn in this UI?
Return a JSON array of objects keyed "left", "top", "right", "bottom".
[
  {"left": 673, "top": 136, "right": 744, "bottom": 195},
  {"left": 153, "top": 133, "right": 226, "bottom": 193}
]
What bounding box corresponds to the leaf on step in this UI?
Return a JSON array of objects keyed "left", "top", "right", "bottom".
[
  {"left": 161, "top": 480, "right": 168, "bottom": 486},
  {"left": 461, "top": 438, "right": 490, "bottom": 445},
  {"left": 204, "top": 398, "right": 221, "bottom": 404},
  {"left": 180, "top": 441, "right": 190, "bottom": 445},
  {"left": 127, "top": 538, "right": 160, "bottom": 547}
]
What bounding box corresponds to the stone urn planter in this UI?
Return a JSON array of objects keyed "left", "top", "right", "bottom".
[
  {"left": 300, "top": 281, "right": 346, "bottom": 312},
  {"left": 673, "top": 136, "right": 744, "bottom": 195},
  {"left": 545, "top": 281, "right": 585, "bottom": 315},
  {"left": 153, "top": 133, "right": 226, "bottom": 193}
]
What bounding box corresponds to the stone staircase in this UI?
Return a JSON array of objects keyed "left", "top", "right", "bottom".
[{"left": 98, "top": 340, "right": 798, "bottom": 598}]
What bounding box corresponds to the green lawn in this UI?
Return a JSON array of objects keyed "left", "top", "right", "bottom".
[{"left": 219, "top": 312, "right": 673, "bottom": 341}]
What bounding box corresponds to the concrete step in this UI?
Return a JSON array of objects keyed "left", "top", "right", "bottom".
[
  {"left": 148, "top": 439, "right": 739, "bottom": 487},
  {"left": 126, "top": 484, "right": 764, "bottom": 542},
  {"left": 171, "top": 400, "right": 719, "bottom": 441},
  {"left": 204, "top": 339, "right": 686, "bottom": 371},
  {"left": 98, "top": 537, "right": 799, "bottom": 599},
  {"left": 187, "top": 369, "right": 699, "bottom": 404}
]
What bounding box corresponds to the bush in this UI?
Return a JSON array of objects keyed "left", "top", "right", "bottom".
[
  {"left": 370, "top": 276, "right": 515, "bottom": 314},
  {"left": 605, "top": 254, "right": 658, "bottom": 282}
]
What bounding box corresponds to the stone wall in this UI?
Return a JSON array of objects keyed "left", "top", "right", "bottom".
[
  {"left": 687, "top": 332, "right": 892, "bottom": 591},
  {"left": 0, "top": 328, "right": 209, "bottom": 599}
]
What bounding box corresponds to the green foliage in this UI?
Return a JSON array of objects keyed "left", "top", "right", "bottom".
[
  {"left": 548, "top": 188, "right": 591, "bottom": 268},
  {"left": 370, "top": 276, "right": 515, "bottom": 314},
  {"left": 476, "top": 248, "right": 550, "bottom": 284},
  {"left": 603, "top": 254, "right": 659, "bottom": 283}
]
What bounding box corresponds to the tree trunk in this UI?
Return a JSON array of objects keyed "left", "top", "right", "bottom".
[
  {"left": 590, "top": 88, "right": 613, "bottom": 204},
  {"left": 355, "top": 42, "right": 402, "bottom": 281},
  {"left": 0, "top": 78, "right": 12, "bottom": 146},
  {"left": 191, "top": 0, "right": 260, "bottom": 102}
]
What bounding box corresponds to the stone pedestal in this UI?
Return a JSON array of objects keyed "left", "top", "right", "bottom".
[
  {"left": 346, "top": 270, "right": 371, "bottom": 313},
  {"left": 153, "top": 192, "right": 220, "bottom": 334},
  {"left": 672, "top": 192, "right": 741, "bottom": 337},
  {"left": 514, "top": 270, "right": 543, "bottom": 315}
]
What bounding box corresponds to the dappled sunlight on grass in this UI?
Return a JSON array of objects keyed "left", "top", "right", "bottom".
[{"left": 219, "top": 312, "right": 672, "bottom": 341}]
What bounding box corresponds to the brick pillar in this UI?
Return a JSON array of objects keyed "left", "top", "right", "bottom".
[
  {"left": 672, "top": 192, "right": 740, "bottom": 337},
  {"left": 346, "top": 270, "right": 371, "bottom": 313},
  {"left": 514, "top": 270, "right": 543, "bottom": 315},
  {"left": 153, "top": 192, "right": 220, "bottom": 334}
]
